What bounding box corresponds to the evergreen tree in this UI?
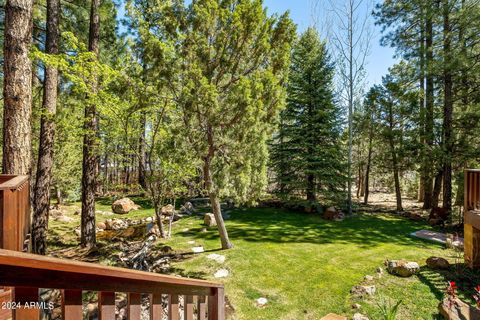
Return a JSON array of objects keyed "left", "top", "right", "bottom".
[{"left": 271, "top": 28, "right": 345, "bottom": 205}]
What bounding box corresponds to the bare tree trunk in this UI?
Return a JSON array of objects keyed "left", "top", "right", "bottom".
[
  {"left": 388, "top": 103, "right": 403, "bottom": 212},
  {"left": 138, "top": 112, "right": 147, "bottom": 189},
  {"left": 363, "top": 123, "right": 373, "bottom": 204},
  {"left": 2, "top": 0, "right": 34, "bottom": 176},
  {"left": 423, "top": 6, "right": 434, "bottom": 210},
  {"left": 442, "top": 0, "right": 452, "bottom": 216},
  {"left": 154, "top": 204, "right": 166, "bottom": 238},
  {"left": 31, "top": 0, "right": 60, "bottom": 255},
  {"left": 432, "top": 169, "right": 443, "bottom": 208},
  {"left": 81, "top": 0, "right": 100, "bottom": 248},
  {"left": 203, "top": 156, "right": 232, "bottom": 250}
]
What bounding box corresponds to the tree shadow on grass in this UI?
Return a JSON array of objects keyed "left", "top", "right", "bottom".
[
  {"left": 182, "top": 208, "right": 444, "bottom": 249},
  {"left": 417, "top": 263, "right": 480, "bottom": 307}
]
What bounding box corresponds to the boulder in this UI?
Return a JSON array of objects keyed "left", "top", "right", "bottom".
[
  {"left": 111, "top": 198, "right": 138, "bottom": 214},
  {"left": 438, "top": 297, "right": 480, "bottom": 320},
  {"left": 426, "top": 257, "right": 450, "bottom": 270},
  {"left": 96, "top": 222, "right": 106, "bottom": 230},
  {"left": 323, "top": 207, "right": 344, "bottom": 221},
  {"left": 204, "top": 213, "right": 217, "bottom": 227},
  {"left": 161, "top": 204, "right": 175, "bottom": 216},
  {"left": 180, "top": 202, "right": 195, "bottom": 215},
  {"left": 386, "top": 260, "right": 420, "bottom": 277},
  {"left": 105, "top": 218, "right": 128, "bottom": 230},
  {"left": 323, "top": 207, "right": 337, "bottom": 220}
]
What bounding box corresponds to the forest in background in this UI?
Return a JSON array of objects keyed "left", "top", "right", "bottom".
[{"left": 1, "top": 0, "right": 480, "bottom": 255}]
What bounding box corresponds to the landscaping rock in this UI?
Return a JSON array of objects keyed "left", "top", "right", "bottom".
[
  {"left": 438, "top": 297, "right": 480, "bottom": 320},
  {"left": 323, "top": 207, "right": 344, "bottom": 221},
  {"left": 426, "top": 256, "right": 450, "bottom": 270},
  {"left": 96, "top": 222, "right": 106, "bottom": 230},
  {"left": 160, "top": 246, "right": 174, "bottom": 255},
  {"left": 55, "top": 215, "right": 74, "bottom": 223},
  {"left": 145, "top": 216, "right": 154, "bottom": 223},
  {"left": 352, "top": 313, "right": 369, "bottom": 320},
  {"left": 192, "top": 246, "right": 204, "bottom": 253},
  {"left": 364, "top": 275, "right": 374, "bottom": 281},
  {"left": 352, "top": 303, "right": 361, "bottom": 310},
  {"left": 256, "top": 297, "right": 268, "bottom": 307},
  {"left": 207, "top": 253, "right": 226, "bottom": 263},
  {"left": 161, "top": 204, "right": 175, "bottom": 216},
  {"left": 187, "top": 240, "right": 195, "bottom": 244},
  {"left": 105, "top": 218, "right": 128, "bottom": 230},
  {"left": 214, "top": 269, "right": 229, "bottom": 278},
  {"left": 50, "top": 209, "right": 64, "bottom": 219},
  {"left": 350, "top": 285, "right": 376, "bottom": 296},
  {"left": 386, "top": 260, "right": 420, "bottom": 277},
  {"left": 204, "top": 213, "right": 217, "bottom": 227},
  {"left": 180, "top": 202, "right": 195, "bottom": 215},
  {"left": 111, "top": 198, "right": 138, "bottom": 214}
]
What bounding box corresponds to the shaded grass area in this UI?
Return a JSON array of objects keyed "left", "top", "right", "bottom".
[{"left": 46, "top": 203, "right": 480, "bottom": 319}]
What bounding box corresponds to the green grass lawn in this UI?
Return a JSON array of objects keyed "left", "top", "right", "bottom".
[{"left": 47, "top": 203, "right": 480, "bottom": 319}]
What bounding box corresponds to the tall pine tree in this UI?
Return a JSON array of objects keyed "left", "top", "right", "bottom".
[{"left": 271, "top": 28, "right": 345, "bottom": 205}]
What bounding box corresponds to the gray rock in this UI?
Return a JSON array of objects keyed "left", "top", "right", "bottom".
[
  {"left": 364, "top": 275, "right": 374, "bottom": 281},
  {"left": 353, "top": 313, "right": 369, "bottom": 320},
  {"left": 351, "top": 285, "right": 376, "bottom": 296},
  {"left": 204, "top": 213, "right": 217, "bottom": 227},
  {"left": 207, "top": 253, "right": 226, "bottom": 263},
  {"left": 214, "top": 269, "right": 229, "bottom": 278},
  {"left": 386, "top": 260, "right": 420, "bottom": 277}
]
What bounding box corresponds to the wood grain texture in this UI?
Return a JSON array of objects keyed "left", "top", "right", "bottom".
[
  {"left": 0, "top": 249, "right": 222, "bottom": 296},
  {"left": 61, "top": 290, "right": 82, "bottom": 320}
]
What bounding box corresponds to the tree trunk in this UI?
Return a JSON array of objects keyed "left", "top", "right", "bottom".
[
  {"left": 306, "top": 174, "right": 316, "bottom": 202},
  {"left": 442, "top": 0, "right": 453, "bottom": 215},
  {"left": 432, "top": 169, "right": 443, "bottom": 208},
  {"left": 138, "top": 113, "right": 147, "bottom": 189},
  {"left": 154, "top": 205, "right": 166, "bottom": 238},
  {"left": 31, "top": 0, "right": 60, "bottom": 255},
  {"left": 363, "top": 126, "right": 373, "bottom": 205},
  {"left": 423, "top": 6, "right": 434, "bottom": 210},
  {"left": 418, "top": 5, "right": 426, "bottom": 204},
  {"left": 203, "top": 157, "right": 233, "bottom": 250},
  {"left": 55, "top": 186, "right": 63, "bottom": 206},
  {"left": 388, "top": 104, "right": 403, "bottom": 212},
  {"left": 2, "top": 0, "right": 34, "bottom": 175},
  {"left": 81, "top": 0, "right": 100, "bottom": 248}
]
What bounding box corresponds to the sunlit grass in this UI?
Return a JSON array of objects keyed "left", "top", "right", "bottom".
[{"left": 47, "top": 202, "right": 480, "bottom": 319}]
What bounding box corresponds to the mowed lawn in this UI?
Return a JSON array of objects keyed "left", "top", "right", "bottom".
[
  {"left": 157, "top": 208, "right": 466, "bottom": 319},
  {"left": 48, "top": 204, "right": 475, "bottom": 319}
]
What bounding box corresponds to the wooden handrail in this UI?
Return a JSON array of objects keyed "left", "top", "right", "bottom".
[
  {"left": 0, "top": 249, "right": 222, "bottom": 295},
  {"left": 0, "top": 175, "right": 29, "bottom": 190},
  {"left": 0, "top": 249, "right": 225, "bottom": 319}
]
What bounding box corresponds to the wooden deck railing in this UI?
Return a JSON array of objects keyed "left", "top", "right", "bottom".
[
  {"left": 0, "top": 174, "right": 225, "bottom": 319},
  {"left": 0, "top": 175, "right": 30, "bottom": 252},
  {"left": 464, "top": 169, "right": 480, "bottom": 268},
  {"left": 0, "top": 249, "right": 225, "bottom": 319}
]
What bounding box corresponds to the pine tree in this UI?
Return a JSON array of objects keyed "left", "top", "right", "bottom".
[{"left": 271, "top": 28, "right": 345, "bottom": 205}]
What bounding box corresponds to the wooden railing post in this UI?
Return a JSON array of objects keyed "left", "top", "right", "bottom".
[
  {"left": 208, "top": 288, "right": 224, "bottom": 320},
  {"left": 150, "top": 294, "right": 164, "bottom": 320},
  {"left": 168, "top": 294, "right": 179, "bottom": 320},
  {"left": 128, "top": 292, "right": 141, "bottom": 320},
  {"left": 12, "top": 287, "right": 39, "bottom": 320},
  {"left": 61, "top": 289, "right": 82, "bottom": 320},
  {"left": 98, "top": 291, "right": 115, "bottom": 320}
]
